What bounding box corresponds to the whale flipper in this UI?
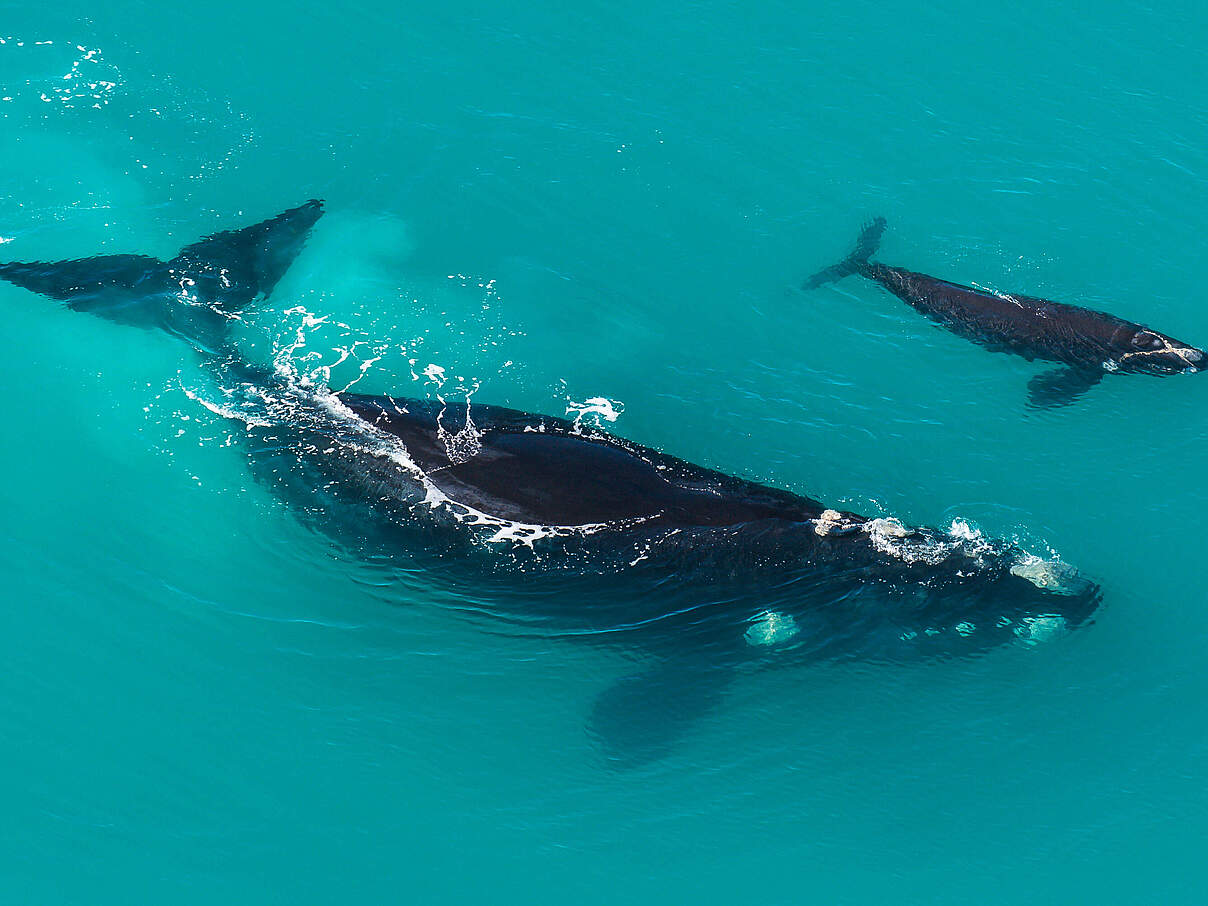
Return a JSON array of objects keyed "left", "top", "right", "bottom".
[
  {"left": 803, "top": 217, "right": 886, "bottom": 290},
  {"left": 587, "top": 659, "right": 733, "bottom": 767},
  {"left": 1026, "top": 366, "right": 1103, "bottom": 409}
]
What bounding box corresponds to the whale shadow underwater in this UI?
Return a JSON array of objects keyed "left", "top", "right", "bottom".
[
  {"left": 805, "top": 219, "right": 1206, "bottom": 408},
  {"left": 1, "top": 202, "right": 1101, "bottom": 764}
]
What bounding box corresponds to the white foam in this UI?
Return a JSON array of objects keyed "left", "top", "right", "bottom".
[
  {"left": 566, "top": 396, "right": 623, "bottom": 428},
  {"left": 948, "top": 519, "right": 979, "bottom": 542},
  {"left": 947, "top": 519, "right": 995, "bottom": 559},
  {"left": 182, "top": 386, "right": 272, "bottom": 428},
  {"left": 437, "top": 407, "right": 482, "bottom": 465}
]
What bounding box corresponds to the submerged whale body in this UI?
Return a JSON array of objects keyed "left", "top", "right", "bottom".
[
  {"left": 256, "top": 389, "right": 1099, "bottom": 763},
  {"left": 1, "top": 203, "right": 1101, "bottom": 762},
  {"left": 805, "top": 219, "right": 1206, "bottom": 407}
]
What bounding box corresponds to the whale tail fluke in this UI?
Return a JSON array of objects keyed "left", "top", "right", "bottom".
[
  {"left": 168, "top": 198, "right": 324, "bottom": 307},
  {"left": 0, "top": 255, "right": 166, "bottom": 304},
  {"left": 802, "top": 216, "right": 886, "bottom": 290},
  {"left": 0, "top": 200, "right": 324, "bottom": 351}
]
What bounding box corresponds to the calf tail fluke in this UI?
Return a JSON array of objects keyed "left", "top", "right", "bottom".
[{"left": 802, "top": 217, "right": 886, "bottom": 290}]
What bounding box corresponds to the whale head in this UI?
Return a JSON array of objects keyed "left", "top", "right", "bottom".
[{"left": 1117, "top": 328, "right": 1206, "bottom": 374}]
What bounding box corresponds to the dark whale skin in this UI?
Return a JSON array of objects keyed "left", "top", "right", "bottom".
[{"left": 806, "top": 219, "right": 1205, "bottom": 406}]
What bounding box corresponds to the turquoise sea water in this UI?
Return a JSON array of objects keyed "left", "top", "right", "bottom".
[{"left": 3, "top": 1, "right": 1208, "bottom": 901}]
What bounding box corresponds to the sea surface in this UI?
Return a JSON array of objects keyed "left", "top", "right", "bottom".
[{"left": 2, "top": 1, "right": 1207, "bottom": 902}]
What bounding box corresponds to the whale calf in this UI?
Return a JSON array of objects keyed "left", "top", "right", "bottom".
[
  {"left": 806, "top": 219, "right": 1205, "bottom": 407},
  {"left": 1, "top": 203, "right": 1101, "bottom": 761}
]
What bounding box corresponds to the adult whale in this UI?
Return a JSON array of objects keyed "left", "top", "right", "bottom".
[
  {"left": 805, "top": 219, "right": 1206, "bottom": 407},
  {"left": 1, "top": 203, "right": 1100, "bottom": 762}
]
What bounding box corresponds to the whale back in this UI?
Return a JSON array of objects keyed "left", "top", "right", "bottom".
[{"left": 338, "top": 393, "right": 825, "bottom": 529}]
